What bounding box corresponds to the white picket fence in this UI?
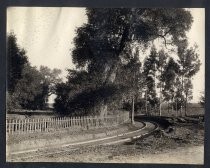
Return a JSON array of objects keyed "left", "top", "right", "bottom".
[{"left": 6, "top": 112, "right": 129, "bottom": 135}]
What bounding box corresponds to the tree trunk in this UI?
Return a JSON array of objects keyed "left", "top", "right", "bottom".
[
  {"left": 180, "top": 75, "right": 184, "bottom": 116},
  {"left": 159, "top": 67, "right": 163, "bottom": 116},
  {"left": 97, "top": 25, "right": 130, "bottom": 118},
  {"left": 167, "top": 101, "right": 169, "bottom": 116},
  {"left": 131, "top": 96, "right": 135, "bottom": 124},
  {"left": 185, "top": 92, "right": 188, "bottom": 116},
  {"left": 99, "top": 100, "right": 108, "bottom": 118},
  {"left": 145, "top": 89, "right": 148, "bottom": 115},
  {"left": 98, "top": 62, "right": 118, "bottom": 117},
  {"left": 159, "top": 82, "right": 162, "bottom": 116}
]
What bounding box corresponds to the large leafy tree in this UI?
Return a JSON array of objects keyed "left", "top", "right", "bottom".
[
  {"left": 7, "top": 33, "right": 28, "bottom": 93},
  {"left": 57, "top": 8, "right": 193, "bottom": 116},
  {"left": 39, "top": 66, "right": 62, "bottom": 97},
  {"left": 7, "top": 33, "right": 61, "bottom": 110},
  {"left": 13, "top": 64, "right": 47, "bottom": 109}
]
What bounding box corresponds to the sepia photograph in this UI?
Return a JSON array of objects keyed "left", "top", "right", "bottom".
[{"left": 6, "top": 7, "right": 205, "bottom": 164}]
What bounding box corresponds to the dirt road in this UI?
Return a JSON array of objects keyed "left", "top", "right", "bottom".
[
  {"left": 108, "top": 145, "right": 204, "bottom": 164},
  {"left": 8, "top": 121, "right": 157, "bottom": 161}
]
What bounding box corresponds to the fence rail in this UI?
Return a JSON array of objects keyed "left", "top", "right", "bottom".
[{"left": 6, "top": 112, "right": 129, "bottom": 135}]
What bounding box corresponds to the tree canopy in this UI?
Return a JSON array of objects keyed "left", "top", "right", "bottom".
[
  {"left": 54, "top": 8, "right": 194, "bottom": 116},
  {"left": 7, "top": 33, "right": 61, "bottom": 111}
]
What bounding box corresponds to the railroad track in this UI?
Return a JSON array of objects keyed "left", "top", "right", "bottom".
[{"left": 7, "top": 121, "right": 159, "bottom": 162}]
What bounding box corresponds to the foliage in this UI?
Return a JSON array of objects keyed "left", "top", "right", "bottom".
[
  {"left": 39, "top": 66, "right": 62, "bottom": 96},
  {"left": 200, "top": 92, "right": 205, "bottom": 107},
  {"left": 12, "top": 64, "right": 48, "bottom": 110},
  {"left": 7, "top": 32, "right": 28, "bottom": 93},
  {"left": 143, "top": 46, "right": 158, "bottom": 108},
  {"left": 7, "top": 33, "right": 61, "bottom": 110},
  {"left": 177, "top": 44, "right": 201, "bottom": 114},
  {"left": 55, "top": 8, "right": 193, "bottom": 116}
]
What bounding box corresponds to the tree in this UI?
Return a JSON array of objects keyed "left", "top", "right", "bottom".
[
  {"left": 7, "top": 33, "right": 61, "bottom": 110},
  {"left": 177, "top": 43, "right": 201, "bottom": 116},
  {"left": 162, "top": 57, "right": 180, "bottom": 115},
  {"left": 39, "top": 66, "right": 62, "bottom": 95},
  {"left": 200, "top": 92, "right": 205, "bottom": 108},
  {"left": 183, "top": 78, "right": 193, "bottom": 115},
  {"left": 7, "top": 32, "right": 28, "bottom": 93},
  {"left": 143, "top": 46, "right": 158, "bottom": 114},
  {"left": 12, "top": 64, "right": 47, "bottom": 110},
  {"left": 118, "top": 47, "right": 142, "bottom": 124},
  {"left": 59, "top": 8, "right": 193, "bottom": 116},
  {"left": 156, "top": 49, "right": 167, "bottom": 116}
]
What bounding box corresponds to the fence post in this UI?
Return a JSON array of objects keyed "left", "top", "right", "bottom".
[
  {"left": 55, "top": 117, "right": 57, "bottom": 129},
  {"left": 39, "top": 119, "right": 42, "bottom": 132},
  {"left": 35, "top": 119, "right": 37, "bottom": 132},
  {"left": 76, "top": 116, "right": 78, "bottom": 127},
  {"left": 70, "top": 117, "right": 72, "bottom": 127},
  {"left": 66, "top": 117, "right": 68, "bottom": 128},
  {"left": 72, "top": 116, "right": 75, "bottom": 127},
  {"left": 69, "top": 117, "right": 71, "bottom": 128},
  {"left": 65, "top": 117, "right": 67, "bottom": 128},
  {"left": 60, "top": 117, "right": 62, "bottom": 128},
  {"left": 25, "top": 119, "right": 28, "bottom": 133},
  {"left": 10, "top": 119, "right": 13, "bottom": 135},
  {"left": 76, "top": 116, "right": 78, "bottom": 126},
  {"left": 31, "top": 119, "right": 34, "bottom": 133},
  {"left": 15, "top": 119, "right": 17, "bottom": 133},
  {"left": 61, "top": 117, "right": 63, "bottom": 128},
  {"left": 54, "top": 118, "right": 56, "bottom": 129},
  {"left": 67, "top": 117, "right": 69, "bottom": 128},
  {"left": 29, "top": 119, "right": 32, "bottom": 133},
  {"left": 57, "top": 117, "right": 58, "bottom": 129},
  {"left": 92, "top": 116, "right": 94, "bottom": 127},
  {"left": 62, "top": 117, "right": 64, "bottom": 128},
  {"left": 44, "top": 119, "right": 46, "bottom": 131},
  {"left": 7, "top": 120, "right": 10, "bottom": 134},
  {"left": 38, "top": 118, "right": 41, "bottom": 132},
  {"left": 79, "top": 116, "right": 82, "bottom": 127}
]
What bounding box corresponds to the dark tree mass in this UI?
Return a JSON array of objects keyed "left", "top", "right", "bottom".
[
  {"left": 7, "top": 8, "right": 201, "bottom": 118},
  {"left": 7, "top": 33, "right": 61, "bottom": 110},
  {"left": 54, "top": 8, "right": 200, "bottom": 118}
]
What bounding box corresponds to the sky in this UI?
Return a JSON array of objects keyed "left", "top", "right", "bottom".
[{"left": 7, "top": 7, "right": 205, "bottom": 103}]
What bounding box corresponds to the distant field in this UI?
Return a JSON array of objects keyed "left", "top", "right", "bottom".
[
  {"left": 6, "top": 110, "right": 58, "bottom": 120},
  {"left": 6, "top": 103, "right": 204, "bottom": 120},
  {"left": 136, "top": 103, "right": 204, "bottom": 117}
]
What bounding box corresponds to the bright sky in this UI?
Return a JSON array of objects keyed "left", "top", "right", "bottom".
[{"left": 7, "top": 7, "right": 205, "bottom": 103}]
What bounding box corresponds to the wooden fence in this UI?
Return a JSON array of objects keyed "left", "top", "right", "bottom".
[{"left": 6, "top": 112, "right": 129, "bottom": 135}]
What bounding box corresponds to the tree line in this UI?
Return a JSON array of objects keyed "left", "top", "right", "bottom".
[
  {"left": 7, "top": 8, "right": 203, "bottom": 118},
  {"left": 54, "top": 8, "right": 201, "bottom": 118},
  {"left": 7, "top": 32, "right": 61, "bottom": 111}
]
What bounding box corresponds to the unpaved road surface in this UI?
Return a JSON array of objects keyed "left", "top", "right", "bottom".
[
  {"left": 8, "top": 121, "right": 157, "bottom": 161},
  {"left": 8, "top": 117, "right": 204, "bottom": 164},
  {"left": 107, "top": 145, "right": 204, "bottom": 164}
]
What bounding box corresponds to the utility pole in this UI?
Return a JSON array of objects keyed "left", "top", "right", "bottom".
[
  {"left": 131, "top": 95, "right": 135, "bottom": 124},
  {"left": 145, "top": 89, "right": 148, "bottom": 115},
  {"left": 159, "top": 84, "right": 162, "bottom": 116}
]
